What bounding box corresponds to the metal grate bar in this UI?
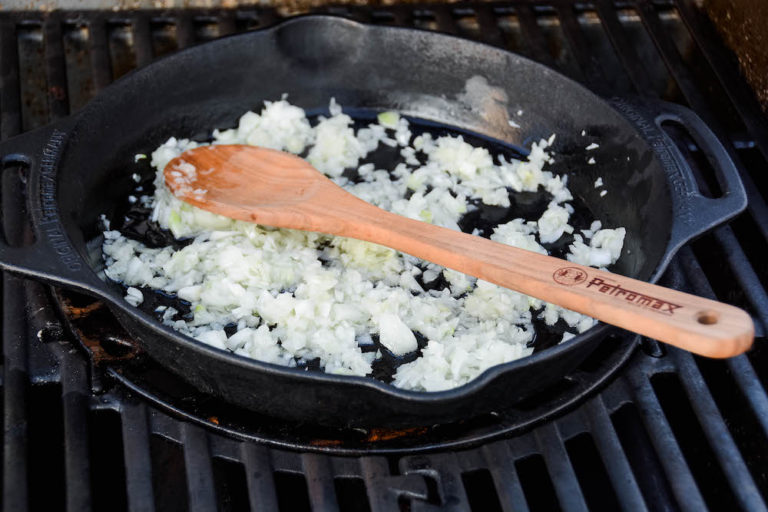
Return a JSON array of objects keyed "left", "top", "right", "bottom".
[
  {"left": 88, "top": 17, "right": 111, "bottom": 92},
  {"left": 556, "top": 4, "right": 609, "bottom": 94},
  {"left": 120, "top": 403, "right": 156, "bottom": 512},
  {"left": 726, "top": 356, "right": 768, "bottom": 440},
  {"left": 402, "top": 453, "right": 470, "bottom": 511},
  {"left": 60, "top": 357, "right": 92, "bottom": 512},
  {"left": 240, "top": 443, "right": 279, "bottom": 511},
  {"left": 676, "top": 241, "right": 765, "bottom": 333},
  {"left": 2, "top": 277, "right": 29, "bottom": 512},
  {"left": 712, "top": 227, "right": 768, "bottom": 328},
  {"left": 217, "top": 11, "right": 236, "bottom": 36},
  {"left": 727, "top": 170, "right": 768, "bottom": 244},
  {"left": 675, "top": 0, "right": 768, "bottom": 162},
  {"left": 432, "top": 4, "right": 460, "bottom": 35},
  {"left": 359, "top": 456, "right": 418, "bottom": 512},
  {"left": 1, "top": 36, "right": 27, "bottom": 505},
  {"left": 533, "top": 423, "right": 588, "bottom": 512},
  {"left": 341, "top": 6, "right": 370, "bottom": 23},
  {"left": 132, "top": 15, "right": 153, "bottom": 68},
  {"left": 255, "top": 8, "right": 279, "bottom": 28},
  {"left": 515, "top": 4, "right": 555, "bottom": 66},
  {"left": 359, "top": 457, "right": 395, "bottom": 512},
  {"left": 670, "top": 349, "right": 766, "bottom": 510},
  {"left": 268, "top": 449, "right": 302, "bottom": 474},
  {"left": 180, "top": 422, "right": 217, "bottom": 512},
  {"left": 175, "top": 14, "right": 194, "bottom": 50},
  {"left": 676, "top": 245, "right": 768, "bottom": 437},
  {"left": 627, "top": 373, "right": 707, "bottom": 512},
  {"left": 635, "top": 2, "right": 705, "bottom": 103},
  {"left": 480, "top": 442, "right": 530, "bottom": 512},
  {"left": 475, "top": 4, "right": 506, "bottom": 47},
  {"left": 583, "top": 397, "right": 648, "bottom": 512},
  {"left": 594, "top": 0, "right": 653, "bottom": 95},
  {"left": 390, "top": 5, "right": 414, "bottom": 27},
  {"left": 301, "top": 453, "right": 340, "bottom": 512},
  {"left": 43, "top": 15, "right": 69, "bottom": 120},
  {"left": 0, "top": 19, "right": 22, "bottom": 138}
]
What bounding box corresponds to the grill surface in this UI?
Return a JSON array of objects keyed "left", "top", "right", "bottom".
[{"left": 2, "top": 1, "right": 768, "bottom": 511}]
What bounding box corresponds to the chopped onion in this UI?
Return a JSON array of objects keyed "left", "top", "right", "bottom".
[{"left": 102, "top": 98, "right": 625, "bottom": 391}]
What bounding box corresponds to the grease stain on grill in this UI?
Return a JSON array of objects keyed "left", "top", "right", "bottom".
[
  {"left": 366, "top": 426, "right": 429, "bottom": 442},
  {"left": 62, "top": 300, "right": 104, "bottom": 319},
  {"left": 55, "top": 290, "right": 141, "bottom": 365},
  {"left": 309, "top": 438, "right": 344, "bottom": 447},
  {"left": 311, "top": 426, "right": 430, "bottom": 447}
]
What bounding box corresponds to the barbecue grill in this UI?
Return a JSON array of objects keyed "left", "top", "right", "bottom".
[{"left": 1, "top": 1, "right": 767, "bottom": 511}]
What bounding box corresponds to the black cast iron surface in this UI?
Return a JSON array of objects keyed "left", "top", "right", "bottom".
[{"left": 1, "top": 1, "right": 767, "bottom": 511}]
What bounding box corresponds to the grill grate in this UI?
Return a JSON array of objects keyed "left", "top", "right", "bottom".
[{"left": 2, "top": 1, "right": 768, "bottom": 511}]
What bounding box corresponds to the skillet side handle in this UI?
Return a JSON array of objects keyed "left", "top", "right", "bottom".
[
  {"left": 0, "top": 122, "right": 104, "bottom": 295},
  {"left": 609, "top": 97, "right": 747, "bottom": 254}
]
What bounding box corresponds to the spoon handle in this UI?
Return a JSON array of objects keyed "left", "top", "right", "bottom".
[{"left": 331, "top": 200, "right": 753, "bottom": 358}]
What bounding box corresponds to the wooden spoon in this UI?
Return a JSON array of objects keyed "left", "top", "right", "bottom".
[{"left": 165, "top": 145, "right": 754, "bottom": 358}]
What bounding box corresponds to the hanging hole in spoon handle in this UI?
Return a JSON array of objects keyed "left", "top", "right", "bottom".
[{"left": 696, "top": 311, "right": 719, "bottom": 325}]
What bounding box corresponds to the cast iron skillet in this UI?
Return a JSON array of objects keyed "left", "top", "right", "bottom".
[{"left": 0, "top": 16, "right": 747, "bottom": 428}]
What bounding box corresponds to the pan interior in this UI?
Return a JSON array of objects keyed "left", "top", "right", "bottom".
[{"left": 87, "top": 106, "right": 642, "bottom": 382}]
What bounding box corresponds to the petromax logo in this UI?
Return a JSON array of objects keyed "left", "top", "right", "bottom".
[{"left": 554, "top": 267, "right": 682, "bottom": 315}]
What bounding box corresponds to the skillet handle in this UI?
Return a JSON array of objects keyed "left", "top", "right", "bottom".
[
  {"left": 0, "top": 121, "right": 104, "bottom": 295},
  {"left": 609, "top": 97, "right": 747, "bottom": 259}
]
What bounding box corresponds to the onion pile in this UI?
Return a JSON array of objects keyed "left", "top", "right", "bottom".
[{"left": 102, "top": 98, "right": 625, "bottom": 391}]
